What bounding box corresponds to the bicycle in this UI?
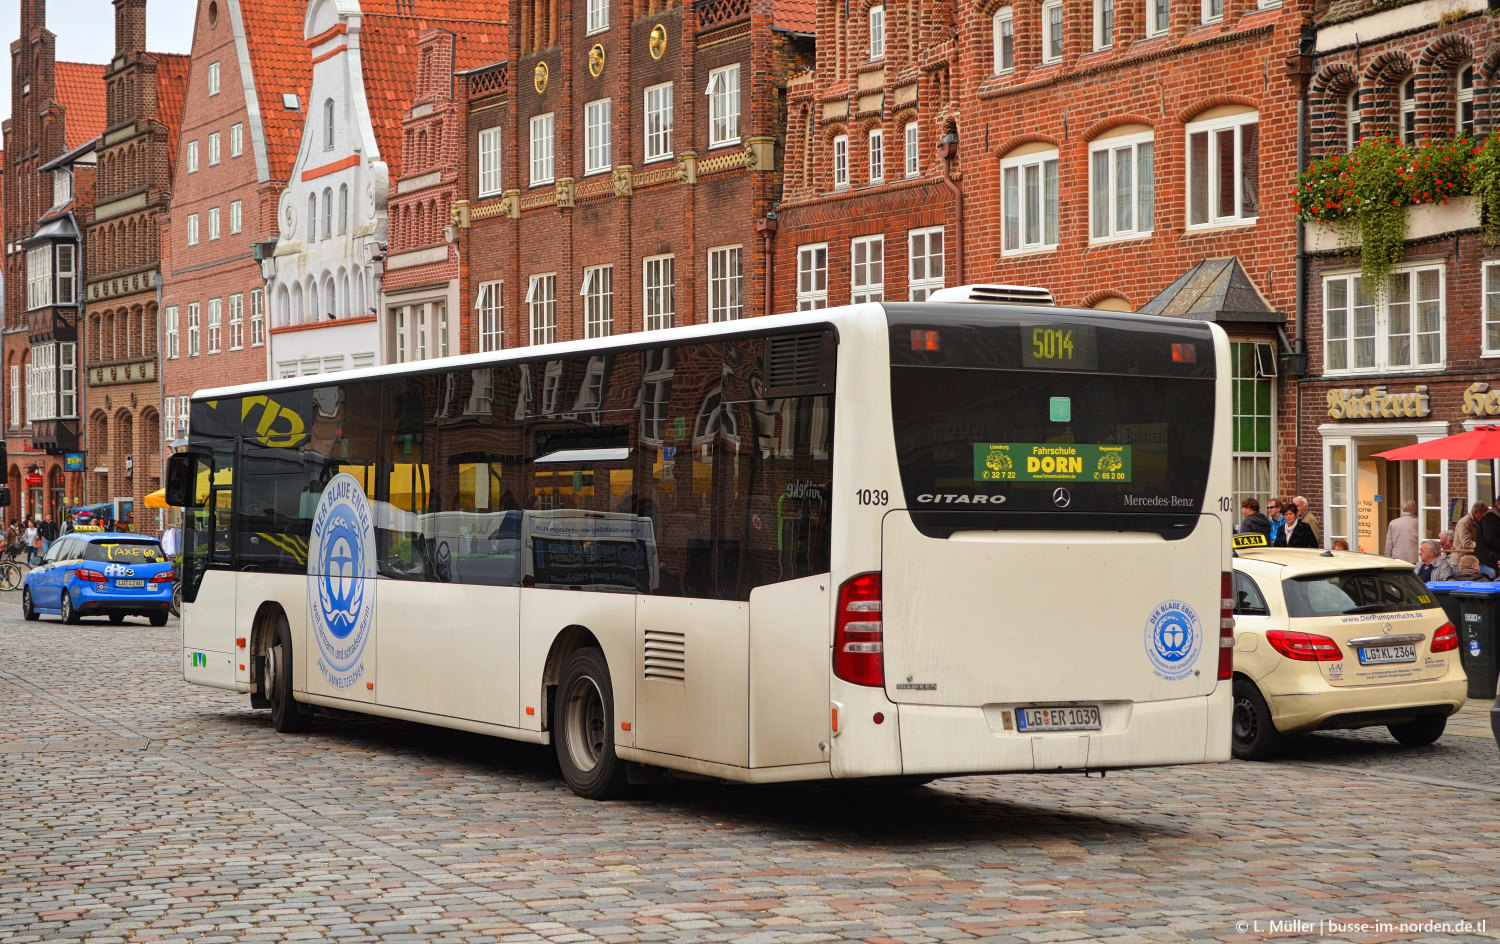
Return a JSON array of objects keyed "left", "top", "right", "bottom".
[
  {"left": 0, "top": 548, "right": 30, "bottom": 592},
  {"left": 169, "top": 579, "right": 182, "bottom": 618}
]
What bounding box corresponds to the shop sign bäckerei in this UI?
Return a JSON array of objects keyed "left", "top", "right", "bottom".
[
  {"left": 1326, "top": 385, "right": 1430, "bottom": 420},
  {"left": 1462, "top": 383, "right": 1500, "bottom": 417}
]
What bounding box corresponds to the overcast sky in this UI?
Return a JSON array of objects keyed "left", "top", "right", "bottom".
[{"left": 1, "top": 0, "right": 194, "bottom": 127}]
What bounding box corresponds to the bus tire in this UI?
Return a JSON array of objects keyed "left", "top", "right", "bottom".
[
  {"left": 267, "top": 616, "right": 313, "bottom": 734},
  {"left": 1231, "top": 677, "right": 1284, "bottom": 761},
  {"left": 554, "top": 647, "right": 628, "bottom": 800}
]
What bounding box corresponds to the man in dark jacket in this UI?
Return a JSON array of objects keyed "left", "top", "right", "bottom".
[
  {"left": 1237, "top": 497, "right": 1271, "bottom": 538},
  {"left": 1476, "top": 504, "right": 1500, "bottom": 577}
]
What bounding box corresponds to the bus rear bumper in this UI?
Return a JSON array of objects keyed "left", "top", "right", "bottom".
[
  {"left": 895, "top": 685, "right": 1232, "bottom": 776},
  {"left": 182, "top": 647, "right": 251, "bottom": 694}
]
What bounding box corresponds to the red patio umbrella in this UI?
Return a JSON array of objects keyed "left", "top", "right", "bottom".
[{"left": 1374, "top": 426, "right": 1500, "bottom": 501}]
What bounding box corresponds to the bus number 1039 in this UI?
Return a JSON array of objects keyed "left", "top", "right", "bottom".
[{"left": 855, "top": 489, "right": 890, "bottom": 506}]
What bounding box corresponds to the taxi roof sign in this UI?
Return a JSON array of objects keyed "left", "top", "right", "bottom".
[{"left": 1232, "top": 533, "right": 1269, "bottom": 550}]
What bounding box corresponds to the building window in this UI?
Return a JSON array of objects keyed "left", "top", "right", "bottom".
[
  {"left": 868, "top": 129, "right": 884, "bottom": 183},
  {"left": 394, "top": 307, "right": 407, "bottom": 363},
  {"left": 908, "top": 227, "right": 944, "bottom": 300},
  {"left": 707, "top": 64, "right": 741, "bottom": 147},
  {"left": 644, "top": 256, "right": 675, "bottom": 330},
  {"left": 176, "top": 395, "right": 189, "bottom": 436},
  {"left": 55, "top": 243, "right": 75, "bottom": 305},
  {"left": 59, "top": 342, "right": 76, "bottom": 418},
  {"left": 588, "top": 0, "right": 608, "bottom": 33},
  {"left": 869, "top": 4, "right": 885, "bottom": 60},
  {"left": 477, "top": 281, "right": 504, "bottom": 351},
  {"left": 229, "top": 293, "right": 244, "bottom": 350},
  {"left": 1324, "top": 266, "right": 1443, "bottom": 374},
  {"left": 851, "top": 235, "right": 884, "bottom": 304},
  {"left": 209, "top": 131, "right": 221, "bottom": 165},
  {"left": 27, "top": 246, "right": 52, "bottom": 310},
  {"left": 251, "top": 289, "right": 265, "bottom": 346},
  {"left": 1001, "top": 150, "right": 1060, "bottom": 254},
  {"left": 325, "top": 98, "right": 336, "bottom": 150},
  {"left": 8, "top": 365, "right": 20, "bottom": 430},
  {"left": 645, "top": 82, "right": 673, "bottom": 162},
  {"left": 188, "top": 302, "right": 201, "bottom": 357},
  {"left": 993, "top": 7, "right": 1013, "bottom": 73},
  {"left": 322, "top": 189, "right": 333, "bottom": 239},
  {"left": 528, "top": 275, "right": 557, "bottom": 345},
  {"left": 164, "top": 398, "right": 176, "bottom": 443},
  {"left": 1202, "top": 0, "right": 1221, "bottom": 22},
  {"left": 230, "top": 199, "right": 242, "bottom": 234},
  {"left": 1400, "top": 77, "right": 1416, "bottom": 145},
  {"left": 307, "top": 194, "right": 318, "bottom": 240},
  {"left": 904, "top": 122, "right": 920, "bottom": 177},
  {"left": 796, "top": 244, "right": 828, "bottom": 310},
  {"left": 230, "top": 122, "right": 242, "bottom": 157},
  {"left": 208, "top": 206, "right": 220, "bottom": 241},
  {"left": 530, "top": 114, "right": 554, "bottom": 186},
  {"left": 207, "top": 297, "right": 223, "bottom": 353},
  {"left": 833, "top": 134, "right": 849, "bottom": 190},
  {"left": 708, "top": 246, "right": 743, "bottom": 322},
  {"left": 28, "top": 344, "right": 55, "bottom": 422},
  {"left": 585, "top": 98, "right": 612, "bottom": 175},
  {"left": 1458, "top": 64, "right": 1475, "bottom": 139},
  {"left": 1231, "top": 341, "right": 1274, "bottom": 513},
  {"left": 208, "top": 61, "right": 220, "bottom": 95},
  {"left": 478, "top": 127, "right": 503, "bottom": 196},
  {"left": 416, "top": 304, "right": 428, "bottom": 360},
  {"left": 1090, "top": 132, "right": 1154, "bottom": 241},
  {"left": 1346, "top": 88, "right": 1361, "bottom": 148},
  {"left": 1148, "top": 0, "right": 1169, "bottom": 35},
  {"left": 1042, "top": 0, "right": 1063, "bottom": 63},
  {"left": 165, "top": 305, "right": 179, "bottom": 358},
  {"left": 53, "top": 169, "right": 72, "bottom": 207},
  {"left": 339, "top": 185, "right": 348, "bottom": 234},
  {"left": 581, "top": 265, "right": 614, "bottom": 338},
  {"left": 1186, "top": 111, "right": 1258, "bottom": 228},
  {"left": 1094, "top": 0, "right": 1113, "bottom": 49},
  {"left": 187, "top": 140, "right": 198, "bottom": 173}
]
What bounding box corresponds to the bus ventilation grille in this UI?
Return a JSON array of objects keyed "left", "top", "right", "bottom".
[
  {"left": 643, "top": 630, "right": 687, "bottom": 682},
  {"left": 767, "top": 334, "right": 825, "bottom": 389},
  {"left": 926, "top": 284, "right": 1055, "bottom": 306}
]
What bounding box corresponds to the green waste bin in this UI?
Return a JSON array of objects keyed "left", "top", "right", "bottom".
[{"left": 1449, "top": 583, "right": 1500, "bottom": 701}]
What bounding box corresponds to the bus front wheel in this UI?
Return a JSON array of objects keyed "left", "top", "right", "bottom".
[
  {"left": 267, "top": 616, "right": 313, "bottom": 734},
  {"left": 554, "top": 647, "right": 628, "bottom": 800}
]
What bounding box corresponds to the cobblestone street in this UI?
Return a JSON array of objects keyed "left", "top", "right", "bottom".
[{"left": 2, "top": 603, "right": 1498, "bottom": 944}]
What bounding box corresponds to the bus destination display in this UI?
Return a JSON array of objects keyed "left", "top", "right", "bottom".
[
  {"left": 974, "top": 443, "right": 1132, "bottom": 482},
  {"left": 1020, "top": 324, "right": 1098, "bottom": 371}
]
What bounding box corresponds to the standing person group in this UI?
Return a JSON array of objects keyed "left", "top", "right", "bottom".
[{"left": 1272, "top": 496, "right": 1318, "bottom": 548}]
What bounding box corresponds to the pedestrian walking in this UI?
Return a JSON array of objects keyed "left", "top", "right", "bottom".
[
  {"left": 1383, "top": 501, "right": 1420, "bottom": 564},
  {"left": 39, "top": 514, "right": 57, "bottom": 558},
  {"left": 23, "top": 520, "right": 40, "bottom": 565}
]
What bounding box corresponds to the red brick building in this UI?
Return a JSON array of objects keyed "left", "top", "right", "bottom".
[
  {"left": 58, "top": 0, "right": 188, "bottom": 533},
  {"left": 160, "top": 0, "right": 311, "bottom": 476},
  {"left": 1298, "top": 0, "right": 1495, "bottom": 552},
  {"left": 454, "top": 0, "right": 813, "bottom": 352},
  {"left": 2, "top": 0, "right": 106, "bottom": 527},
  {"left": 776, "top": 0, "right": 1310, "bottom": 514}
]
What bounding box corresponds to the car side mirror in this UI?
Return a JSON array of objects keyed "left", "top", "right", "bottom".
[{"left": 165, "top": 453, "right": 208, "bottom": 508}]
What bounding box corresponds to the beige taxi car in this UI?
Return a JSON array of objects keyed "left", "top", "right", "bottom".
[{"left": 1229, "top": 535, "right": 1467, "bottom": 760}]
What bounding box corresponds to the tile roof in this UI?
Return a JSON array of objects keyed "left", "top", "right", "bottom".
[
  {"left": 772, "top": 0, "right": 816, "bottom": 34},
  {"left": 152, "top": 53, "right": 191, "bottom": 182},
  {"left": 54, "top": 62, "right": 108, "bottom": 153},
  {"left": 238, "top": 0, "right": 316, "bottom": 182}
]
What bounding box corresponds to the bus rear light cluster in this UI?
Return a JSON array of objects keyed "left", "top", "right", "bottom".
[
  {"left": 1266, "top": 629, "right": 1344, "bottom": 662},
  {"left": 834, "top": 573, "right": 884, "bottom": 687},
  {"left": 1219, "top": 572, "right": 1235, "bottom": 680},
  {"left": 1431, "top": 622, "right": 1459, "bottom": 653}
]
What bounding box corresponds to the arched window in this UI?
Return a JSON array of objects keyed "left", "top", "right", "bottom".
[
  {"left": 307, "top": 194, "right": 318, "bottom": 241},
  {"left": 292, "top": 283, "right": 304, "bottom": 322},
  {"left": 326, "top": 279, "right": 337, "bottom": 319},
  {"left": 341, "top": 272, "right": 351, "bottom": 314},
  {"left": 1400, "top": 76, "right": 1416, "bottom": 145},
  {"left": 325, "top": 98, "right": 335, "bottom": 150},
  {"left": 1458, "top": 63, "right": 1475, "bottom": 138},
  {"left": 322, "top": 188, "right": 333, "bottom": 239},
  {"left": 1346, "top": 88, "right": 1361, "bottom": 148},
  {"left": 278, "top": 286, "right": 291, "bottom": 326},
  {"left": 338, "top": 184, "right": 349, "bottom": 234}
]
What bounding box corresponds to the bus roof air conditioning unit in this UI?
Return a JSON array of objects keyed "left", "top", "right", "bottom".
[{"left": 925, "top": 284, "right": 1055, "bottom": 306}]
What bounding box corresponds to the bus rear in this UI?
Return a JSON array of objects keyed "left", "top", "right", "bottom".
[{"left": 828, "top": 303, "right": 1233, "bottom": 778}]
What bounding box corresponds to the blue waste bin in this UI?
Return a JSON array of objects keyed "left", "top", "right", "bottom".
[
  {"left": 1426, "top": 580, "right": 1468, "bottom": 633},
  {"left": 1442, "top": 582, "right": 1500, "bottom": 701}
]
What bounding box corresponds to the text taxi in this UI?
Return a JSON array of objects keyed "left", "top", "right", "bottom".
[{"left": 1228, "top": 533, "right": 1466, "bottom": 759}]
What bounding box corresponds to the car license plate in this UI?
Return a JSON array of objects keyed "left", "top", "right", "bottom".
[
  {"left": 115, "top": 579, "right": 145, "bottom": 589},
  {"left": 1358, "top": 644, "right": 1417, "bottom": 665},
  {"left": 1016, "top": 705, "right": 1101, "bottom": 732}
]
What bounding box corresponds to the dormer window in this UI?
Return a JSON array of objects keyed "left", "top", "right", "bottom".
[{"left": 53, "top": 169, "right": 72, "bottom": 207}]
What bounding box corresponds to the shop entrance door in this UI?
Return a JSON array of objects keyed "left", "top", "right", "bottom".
[{"left": 1354, "top": 440, "right": 1416, "bottom": 554}]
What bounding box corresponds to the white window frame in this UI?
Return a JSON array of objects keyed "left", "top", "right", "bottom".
[
  {"left": 27, "top": 245, "right": 52, "bottom": 310},
  {"left": 416, "top": 304, "right": 428, "bottom": 361},
  {"left": 1001, "top": 150, "right": 1060, "bottom": 255},
  {"left": 53, "top": 169, "right": 72, "bottom": 207},
  {"left": 707, "top": 64, "right": 741, "bottom": 148},
  {"left": 1041, "top": 0, "right": 1063, "bottom": 63},
  {"left": 644, "top": 255, "right": 675, "bottom": 330},
  {"left": 1202, "top": 0, "right": 1222, "bottom": 23},
  {"left": 477, "top": 280, "right": 504, "bottom": 351},
  {"left": 907, "top": 227, "right": 944, "bottom": 301},
  {"left": 1346, "top": 88, "right": 1361, "bottom": 149},
  {"left": 209, "top": 131, "right": 221, "bottom": 165},
  {"left": 1400, "top": 77, "right": 1416, "bottom": 146},
  {"left": 208, "top": 61, "right": 220, "bottom": 95},
  {"left": 527, "top": 274, "right": 557, "bottom": 345},
  {"left": 588, "top": 0, "right": 609, "bottom": 34},
  {"left": 187, "top": 213, "right": 199, "bottom": 246},
  {"left": 207, "top": 297, "right": 223, "bottom": 353},
  {"left": 1148, "top": 0, "right": 1169, "bottom": 35},
  {"left": 707, "top": 246, "right": 743, "bottom": 323},
  {"left": 581, "top": 265, "right": 614, "bottom": 339},
  {"left": 178, "top": 396, "right": 190, "bottom": 436},
  {"left": 230, "top": 122, "right": 243, "bottom": 157},
  {"left": 325, "top": 99, "right": 336, "bottom": 150},
  {"left": 585, "top": 99, "right": 612, "bottom": 175},
  {"left": 797, "top": 243, "right": 828, "bottom": 310},
  {"left": 869, "top": 4, "right": 885, "bottom": 60},
  {"left": 187, "top": 302, "right": 201, "bottom": 357},
  {"left": 1094, "top": 0, "right": 1113, "bottom": 50},
  {"left": 992, "top": 7, "right": 1014, "bottom": 73},
  {"left": 1484, "top": 262, "right": 1500, "bottom": 356},
  {"left": 8, "top": 365, "right": 20, "bottom": 430},
  {"left": 530, "top": 114, "right": 555, "bottom": 186},
  {"left": 165, "top": 305, "right": 180, "bottom": 359},
  {"left": 644, "top": 82, "right": 674, "bottom": 162},
  {"left": 851, "top": 235, "right": 884, "bottom": 304},
  {"left": 1185, "top": 111, "right": 1258, "bottom": 229},
  {"left": 29, "top": 343, "right": 55, "bottom": 422},
  {"left": 833, "top": 134, "right": 849, "bottom": 190},
  {"left": 55, "top": 243, "right": 75, "bottom": 305},
  {"left": 1458, "top": 64, "right": 1475, "bottom": 139},
  {"left": 904, "top": 122, "right": 920, "bottom": 178},
  {"left": 1089, "top": 131, "right": 1154, "bottom": 242},
  {"left": 868, "top": 129, "right": 884, "bottom": 182},
  {"left": 1323, "top": 265, "right": 1445, "bottom": 375},
  {"left": 59, "top": 342, "right": 76, "bottom": 418},
  {"left": 229, "top": 293, "right": 244, "bottom": 350},
  {"left": 187, "top": 140, "right": 198, "bottom": 173},
  {"left": 230, "top": 200, "right": 242, "bottom": 234},
  {"left": 251, "top": 289, "right": 265, "bottom": 347},
  {"left": 164, "top": 398, "right": 176, "bottom": 443},
  {"left": 478, "top": 127, "right": 503, "bottom": 197},
  {"left": 208, "top": 206, "right": 221, "bottom": 241}
]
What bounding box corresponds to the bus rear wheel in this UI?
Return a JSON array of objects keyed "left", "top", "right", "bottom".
[
  {"left": 267, "top": 615, "right": 312, "bottom": 734},
  {"left": 554, "top": 647, "right": 628, "bottom": 800}
]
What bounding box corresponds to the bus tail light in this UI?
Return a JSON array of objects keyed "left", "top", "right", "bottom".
[
  {"left": 75, "top": 569, "right": 107, "bottom": 584},
  {"left": 1219, "top": 571, "right": 1235, "bottom": 680},
  {"left": 834, "top": 573, "right": 884, "bottom": 687},
  {"left": 1431, "top": 622, "right": 1459, "bottom": 653},
  {"left": 1266, "top": 629, "right": 1344, "bottom": 662}
]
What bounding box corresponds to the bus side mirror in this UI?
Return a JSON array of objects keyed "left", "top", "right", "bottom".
[
  {"left": 165, "top": 453, "right": 204, "bottom": 507},
  {"left": 0, "top": 485, "right": 9, "bottom": 508}
]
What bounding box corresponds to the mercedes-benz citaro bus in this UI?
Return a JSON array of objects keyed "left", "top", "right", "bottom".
[{"left": 166, "top": 285, "right": 1234, "bottom": 798}]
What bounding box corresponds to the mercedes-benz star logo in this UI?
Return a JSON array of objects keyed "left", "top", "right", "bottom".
[
  {"left": 1052, "top": 487, "right": 1072, "bottom": 508},
  {"left": 1382, "top": 622, "right": 1393, "bottom": 635}
]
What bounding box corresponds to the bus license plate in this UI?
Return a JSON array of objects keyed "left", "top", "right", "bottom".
[
  {"left": 1016, "top": 706, "right": 1101, "bottom": 732},
  {"left": 115, "top": 579, "right": 145, "bottom": 589},
  {"left": 1358, "top": 645, "right": 1417, "bottom": 665}
]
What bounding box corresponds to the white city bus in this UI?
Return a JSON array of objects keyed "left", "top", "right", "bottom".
[{"left": 168, "top": 288, "right": 1235, "bottom": 797}]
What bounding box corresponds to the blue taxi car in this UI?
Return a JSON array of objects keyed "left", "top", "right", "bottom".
[{"left": 22, "top": 532, "right": 174, "bottom": 626}]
